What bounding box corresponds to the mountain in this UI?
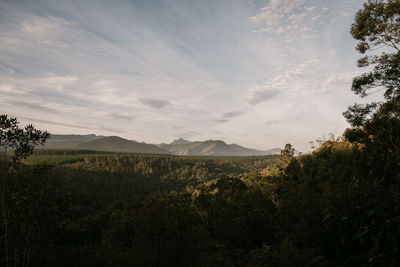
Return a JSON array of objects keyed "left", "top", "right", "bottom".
[
  {"left": 41, "top": 134, "right": 280, "bottom": 156},
  {"left": 76, "top": 136, "right": 171, "bottom": 154},
  {"left": 170, "top": 138, "right": 191, "bottom": 145},
  {"left": 229, "top": 144, "right": 281, "bottom": 156},
  {"left": 160, "top": 140, "right": 280, "bottom": 156},
  {"left": 43, "top": 134, "right": 103, "bottom": 149}
]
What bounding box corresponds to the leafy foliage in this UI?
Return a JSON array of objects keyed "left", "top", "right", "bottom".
[
  {"left": 345, "top": 0, "right": 400, "bottom": 128},
  {"left": 0, "top": 115, "right": 49, "bottom": 162}
]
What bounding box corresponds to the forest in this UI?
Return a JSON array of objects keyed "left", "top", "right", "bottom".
[{"left": 1, "top": 0, "right": 400, "bottom": 266}]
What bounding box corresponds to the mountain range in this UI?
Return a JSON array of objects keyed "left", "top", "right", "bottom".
[
  {"left": 42, "top": 134, "right": 281, "bottom": 156},
  {"left": 160, "top": 140, "right": 280, "bottom": 156}
]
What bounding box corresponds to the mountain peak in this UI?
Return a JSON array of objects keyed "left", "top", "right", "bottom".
[{"left": 170, "top": 138, "right": 191, "bottom": 145}]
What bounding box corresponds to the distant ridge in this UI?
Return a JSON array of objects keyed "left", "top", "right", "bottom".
[
  {"left": 42, "top": 134, "right": 281, "bottom": 156},
  {"left": 160, "top": 140, "right": 280, "bottom": 156},
  {"left": 77, "top": 136, "right": 171, "bottom": 154},
  {"left": 43, "top": 134, "right": 103, "bottom": 149}
]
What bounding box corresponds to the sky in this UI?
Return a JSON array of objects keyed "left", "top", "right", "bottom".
[{"left": 0, "top": 0, "right": 374, "bottom": 152}]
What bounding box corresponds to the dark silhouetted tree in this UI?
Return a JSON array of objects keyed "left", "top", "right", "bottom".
[
  {"left": 1, "top": 115, "right": 49, "bottom": 267},
  {"left": 0, "top": 114, "right": 49, "bottom": 162},
  {"left": 344, "top": 0, "right": 400, "bottom": 165}
]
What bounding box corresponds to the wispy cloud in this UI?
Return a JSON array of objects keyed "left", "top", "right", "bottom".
[
  {"left": 21, "top": 116, "right": 126, "bottom": 134},
  {"left": 214, "top": 119, "right": 230, "bottom": 123},
  {"left": 106, "top": 114, "right": 134, "bottom": 121},
  {"left": 0, "top": 84, "right": 25, "bottom": 94},
  {"left": 247, "top": 86, "right": 280, "bottom": 105},
  {"left": 223, "top": 111, "right": 244, "bottom": 118},
  {"left": 249, "top": 0, "right": 308, "bottom": 26},
  {"left": 0, "top": 63, "right": 15, "bottom": 74},
  {"left": 11, "top": 101, "right": 59, "bottom": 113},
  {"left": 21, "top": 117, "right": 97, "bottom": 130},
  {"left": 247, "top": 60, "right": 321, "bottom": 105},
  {"left": 21, "top": 16, "right": 70, "bottom": 37},
  {"left": 139, "top": 98, "right": 171, "bottom": 109},
  {"left": 265, "top": 120, "right": 280, "bottom": 125},
  {"left": 0, "top": 0, "right": 369, "bottom": 151},
  {"left": 249, "top": 0, "right": 316, "bottom": 43}
]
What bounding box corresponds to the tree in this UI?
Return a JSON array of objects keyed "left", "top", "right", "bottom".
[
  {"left": 349, "top": 0, "right": 400, "bottom": 97},
  {"left": 0, "top": 115, "right": 49, "bottom": 267},
  {"left": 271, "top": 144, "right": 296, "bottom": 171},
  {"left": 0, "top": 115, "right": 18, "bottom": 160},
  {"left": 344, "top": 0, "right": 400, "bottom": 126},
  {"left": 280, "top": 144, "right": 295, "bottom": 158},
  {"left": 0, "top": 114, "right": 50, "bottom": 162},
  {"left": 343, "top": 0, "right": 400, "bottom": 164},
  {"left": 341, "top": 2, "right": 400, "bottom": 264}
]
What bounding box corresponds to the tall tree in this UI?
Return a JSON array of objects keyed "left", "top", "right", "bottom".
[
  {"left": 0, "top": 115, "right": 49, "bottom": 267},
  {"left": 341, "top": 2, "right": 400, "bottom": 264},
  {"left": 0, "top": 115, "right": 50, "bottom": 162},
  {"left": 343, "top": 0, "right": 400, "bottom": 166},
  {"left": 0, "top": 115, "right": 19, "bottom": 160}
]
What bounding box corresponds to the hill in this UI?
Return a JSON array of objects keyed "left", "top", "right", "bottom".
[
  {"left": 41, "top": 134, "right": 280, "bottom": 156},
  {"left": 160, "top": 140, "right": 279, "bottom": 156},
  {"left": 76, "top": 136, "right": 171, "bottom": 154},
  {"left": 43, "top": 134, "right": 103, "bottom": 149}
]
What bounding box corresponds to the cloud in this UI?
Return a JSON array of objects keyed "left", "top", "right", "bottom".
[
  {"left": 139, "top": 98, "right": 171, "bottom": 109},
  {"left": 339, "top": 8, "right": 352, "bottom": 17},
  {"left": 0, "top": 63, "right": 15, "bottom": 74},
  {"left": 42, "top": 74, "right": 78, "bottom": 90},
  {"left": 0, "top": 36, "right": 22, "bottom": 51},
  {"left": 312, "top": 14, "right": 323, "bottom": 22},
  {"left": 97, "top": 126, "right": 126, "bottom": 134},
  {"left": 21, "top": 16, "right": 70, "bottom": 37},
  {"left": 107, "top": 113, "right": 134, "bottom": 121},
  {"left": 325, "top": 72, "right": 356, "bottom": 88},
  {"left": 178, "top": 131, "right": 201, "bottom": 139},
  {"left": 247, "top": 60, "right": 320, "bottom": 105},
  {"left": 11, "top": 101, "right": 58, "bottom": 113},
  {"left": 248, "top": 0, "right": 325, "bottom": 43},
  {"left": 20, "top": 117, "right": 126, "bottom": 134},
  {"left": 171, "top": 125, "right": 184, "bottom": 130},
  {"left": 214, "top": 119, "right": 230, "bottom": 123},
  {"left": 247, "top": 86, "right": 280, "bottom": 104},
  {"left": 0, "top": 84, "right": 25, "bottom": 94},
  {"left": 249, "top": 0, "right": 307, "bottom": 26},
  {"left": 223, "top": 111, "right": 244, "bottom": 118},
  {"left": 265, "top": 120, "right": 280, "bottom": 125},
  {"left": 93, "top": 80, "right": 112, "bottom": 88},
  {"left": 20, "top": 117, "right": 96, "bottom": 130},
  {"left": 214, "top": 110, "right": 245, "bottom": 124}
]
